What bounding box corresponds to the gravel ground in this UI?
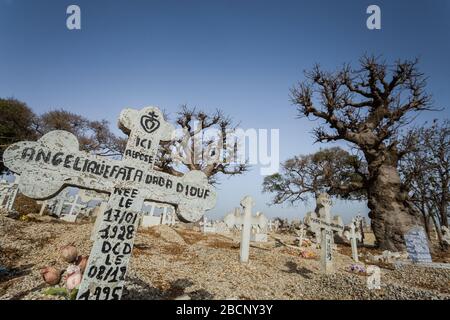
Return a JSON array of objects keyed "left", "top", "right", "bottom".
[{"left": 1, "top": 215, "right": 449, "bottom": 300}]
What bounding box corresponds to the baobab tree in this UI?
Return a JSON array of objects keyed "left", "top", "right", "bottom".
[
  {"left": 290, "top": 56, "right": 436, "bottom": 250},
  {"left": 156, "top": 105, "right": 248, "bottom": 184},
  {"left": 263, "top": 147, "right": 366, "bottom": 204}
]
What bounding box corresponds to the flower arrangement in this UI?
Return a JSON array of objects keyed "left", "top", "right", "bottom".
[
  {"left": 40, "top": 244, "right": 88, "bottom": 300},
  {"left": 348, "top": 264, "right": 366, "bottom": 274}
]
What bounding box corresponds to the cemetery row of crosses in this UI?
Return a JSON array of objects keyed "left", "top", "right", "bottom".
[{"left": 1, "top": 65, "right": 450, "bottom": 299}]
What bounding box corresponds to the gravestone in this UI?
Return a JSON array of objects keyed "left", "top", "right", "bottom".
[
  {"left": 200, "top": 216, "right": 216, "bottom": 233},
  {"left": 161, "top": 205, "right": 177, "bottom": 226},
  {"left": 273, "top": 219, "right": 280, "bottom": 232},
  {"left": 344, "top": 218, "right": 362, "bottom": 262},
  {"left": 267, "top": 220, "right": 274, "bottom": 232},
  {"left": 213, "top": 221, "right": 230, "bottom": 234},
  {"left": 304, "top": 193, "right": 344, "bottom": 273},
  {"left": 61, "top": 193, "right": 87, "bottom": 222},
  {"left": 295, "top": 224, "right": 306, "bottom": 247},
  {"left": 250, "top": 211, "right": 268, "bottom": 242},
  {"left": 0, "top": 177, "right": 20, "bottom": 211},
  {"left": 140, "top": 203, "right": 161, "bottom": 228},
  {"left": 404, "top": 227, "right": 432, "bottom": 263},
  {"left": 0, "top": 180, "right": 9, "bottom": 208},
  {"left": 47, "top": 190, "right": 72, "bottom": 217},
  {"left": 3, "top": 106, "right": 217, "bottom": 300},
  {"left": 354, "top": 215, "right": 365, "bottom": 244},
  {"left": 224, "top": 196, "right": 267, "bottom": 263}
]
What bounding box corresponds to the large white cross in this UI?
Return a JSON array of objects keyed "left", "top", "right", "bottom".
[
  {"left": 304, "top": 193, "right": 344, "bottom": 273},
  {"left": 344, "top": 218, "right": 362, "bottom": 262},
  {"left": 3, "top": 106, "right": 217, "bottom": 300},
  {"left": 224, "top": 196, "right": 267, "bottom": 263}
]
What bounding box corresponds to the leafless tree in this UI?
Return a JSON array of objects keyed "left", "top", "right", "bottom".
[
  {"left": 400, "top": 120, "right": 449, "bottom": 248},
  {"left": 156, "top": 105, "right": 249, "bottom": 184},
  {"left": 263, "top": 147, "right": 366, "bottom": 204},
  {"left": 291, "top": 56, "right": 437, "bottom": 250}
]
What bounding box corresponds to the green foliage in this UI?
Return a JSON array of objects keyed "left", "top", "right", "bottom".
[
  {"left": 263, "top": 147, "right": 367, "bottom": 205},
  {"left": 42, "top": 287, "right": 78, "bottom": 300},
  {"left": 0, "top": 98, "right": 37, "bottom": 174}
]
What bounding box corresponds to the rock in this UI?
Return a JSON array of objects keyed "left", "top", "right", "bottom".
[
  {"left": 61, "top": 245, "right": 78, "bottom": 263},
  {"left": 40, "top": 267, "right": 62, "bottom": 285}
]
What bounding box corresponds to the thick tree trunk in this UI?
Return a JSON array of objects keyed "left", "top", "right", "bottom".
[{"left": 366, "top": 158, "right": 424, "bottom": 251}]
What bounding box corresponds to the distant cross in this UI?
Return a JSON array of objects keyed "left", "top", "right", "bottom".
[
  {"left": 273, "top": 219, "right": 280, "bottom": 232},
  {"left": 304, "top": 193, "right": 344, "bottom": 273},
  {"left": 224, "top": 196, "right": 267, "bottom": 263},
  {"left": 267, "top": 220, "right": 274, "bottom": 231},
  {"left": 354, "top": 214, "right": 365, "bottom": 245},
  {"left": 66, "top": 194, "right": 86, "bottom": 216},
  {"left": 0, "top": 177, "right": 20, "bottom": 211},
  {"left": 345, "top": 218, "right": 362, "bottom": 262},
  {"left": 296, "top": 224, "right": 306, "bottom": 247},
  {"left": 200, "top": 215, "right": 216, "bottom": 233}
]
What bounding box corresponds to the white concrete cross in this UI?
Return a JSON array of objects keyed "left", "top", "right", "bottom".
[
  {"left": 250, "top": 211, "right": 268, "bottom": 242},
  {"left": 267, "top": 220, "right": 274, "bottom": 232},
  {"left": 0, "top": 180, "right": 9, "bottom": 207},
  {"left": 200, "top": 215, "right": 215, "bottom": 233},
  {"left": 3, "top": 106, "right": 217, "bottom": 300},
  {"left": 295, "top": 224, "right": 306, "bottom": 247},
  {"left": 304, "top": 193, "right": 344, "bottom": 273},
  {"left": 344, "top": 218, "right": 362, "bottom": 262},
  {"left": 48, "top": 190, "right": 71, "bottom": 216},
  {"left": 273, "top": 219, "right": 280, "bottom": 232},
  {"left": 160, "top": 204, "right": 177, "bottom": 226},
  {"left": 61, "top": 193, "right": 88, "bottom": 222},
  {"left": 213, "top": 221, "right": 229, "bottom": 234},
  {"left": 140, "top": 201, "right": 166, "bottom": 228},
  {"left": 224, "top": 196, "right": 267, "bottom": 263}
]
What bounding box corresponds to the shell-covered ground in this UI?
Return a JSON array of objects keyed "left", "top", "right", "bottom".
[{"left": 1, "top": 215, "right": 449, "bottom": 300}]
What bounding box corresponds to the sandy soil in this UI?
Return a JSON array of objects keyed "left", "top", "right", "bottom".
[{"left": 1, "top": 215, "right": 449, "bottom": 300}]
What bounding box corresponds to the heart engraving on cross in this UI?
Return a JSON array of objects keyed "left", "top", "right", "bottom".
[{"left": 3, "top": 106, "right": 217, "bottom": 300}]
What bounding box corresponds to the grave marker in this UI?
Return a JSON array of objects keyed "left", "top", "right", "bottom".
[
  {"left": 61, "top": 193, "right": 87, "bottom": 222},
  {"left": 3, "top": 106, "right": 217, "bottom": 300},
  {"left": 224, "top": 196, "right": 267, "bottom": 263},
  {"left": 344, "top": 218, "right": 362, "bottom": 262},
  {"left": 304, "top": 193, "right": 344, "bottom": 273},
  {"left": 200, "top": 215, "right": 216, "bottom": 233},
  {"left": 404, "top": 227, "right": 432, "bottom": 263},
  {"left": 250, "top": 211, "right": 268, "bottom": 242},
  {"left": 296, "top": 224, "right": 306, "bottom": 247},
  {"left": 0, "top": 177, "right": 20, "bottom": 211}
]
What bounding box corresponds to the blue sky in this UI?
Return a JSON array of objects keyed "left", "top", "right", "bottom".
[{"left": 1, "top": 0, "right": 449, "bottom": 222}]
